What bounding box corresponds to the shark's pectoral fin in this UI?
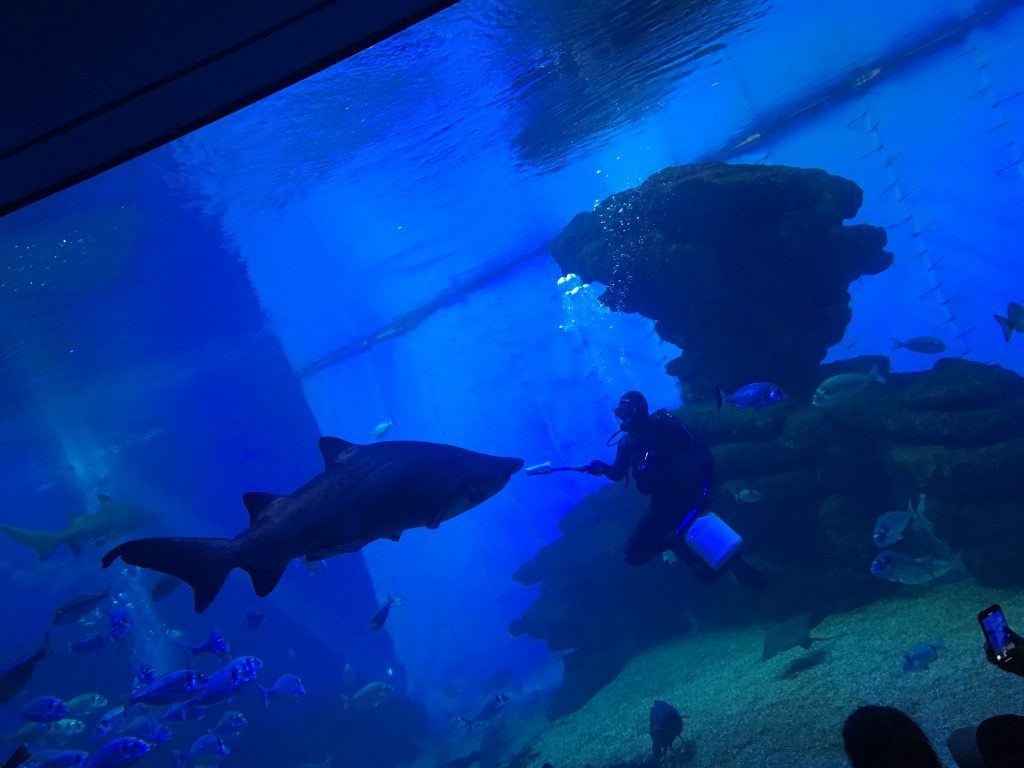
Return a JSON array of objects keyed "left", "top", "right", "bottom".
[
  {"left": 241, "top": 492, "right": 283, "bottom": 527},
  {"left": 429, "top": 493, "right": 470, "bottom": 529},
  {"left": 318, "top": 437, "right": 359, "bottom": 468},
  {"left": 242, "top": 559, "right": 290, "bottom": 598}
]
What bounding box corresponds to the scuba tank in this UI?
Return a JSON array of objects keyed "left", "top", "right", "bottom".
[{"left": 684, "top": 513, "right": 743, "bottom": 571}]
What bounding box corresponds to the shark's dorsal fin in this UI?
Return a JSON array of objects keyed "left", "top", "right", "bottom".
[
  {"left": 319, "top": 437, "right": 357, "bottom": 467},
  {"left": 242, "top": 492, "right": 282, "bottom": 527},
  {"left": 98, "top": 494, "right": 112, "bottom": 506}
]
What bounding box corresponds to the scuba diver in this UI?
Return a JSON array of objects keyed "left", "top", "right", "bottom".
[{"left": 584, "top": 391, "right": 767, "bottom": 588}]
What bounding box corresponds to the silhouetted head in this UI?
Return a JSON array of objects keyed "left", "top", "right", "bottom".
[
  {"left": 614, "top": 391, "right": 649, "bottom": 432},
  {"left": 842, "top": 706, "right": 941, "bottom": 768},
  {"left": 977, "top": 714, "right": 1024, "bottom": 768}
]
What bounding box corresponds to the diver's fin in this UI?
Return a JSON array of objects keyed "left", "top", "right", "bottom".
[
  {"left": 241, "top": 492, "right": 282, "bottom": 527},
  {"left": 995, "top": 314, "right": 1014, "bottom": 342},
  {"left": 0, "top": 525, "right": 63, "bottom": 561},
  {"left": 103, "top": 537, "right": 237, "bottom": 612},
  {"left": 318, "top": 437, "right": 358, "bottom": 467},
  {"left": 242, "top": 558, "right": 290, "bottom": 597},
  {"left": 716, "top": 386, "right": 726, "bottom": 411}
]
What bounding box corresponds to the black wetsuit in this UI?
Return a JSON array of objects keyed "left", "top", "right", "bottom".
[{"left": 599, "top": 410, "right": 713, "bottom": 566}]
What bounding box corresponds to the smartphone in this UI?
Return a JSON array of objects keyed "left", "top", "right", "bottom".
[{"left": 979, "top": 604, "right": 1017, "bottom": 663}]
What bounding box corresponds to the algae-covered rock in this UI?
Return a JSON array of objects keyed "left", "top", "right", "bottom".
[
  {"left": 511, "top": 359, "right": 1024, "bottom": 716},
  {"left": 550, "top": 163, "right": 893, "bottom": 398}
]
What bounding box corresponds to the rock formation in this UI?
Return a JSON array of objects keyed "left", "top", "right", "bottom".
[{"left": 549, "top": 163, "right": 893, "bottom": 399}]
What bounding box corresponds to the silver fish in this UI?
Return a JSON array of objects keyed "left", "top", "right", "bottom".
[
  {"left": 813, "top": 365, "right": 886, "bottom": 407},
  {"left": 873, "top": 494, "right": 932, "bottom": 548},
  {"left": 891, "top": 337, "right": 946, "bottom": 354},
  {"left": 870, "top": 550, "right": 961, "bottom": 585}
]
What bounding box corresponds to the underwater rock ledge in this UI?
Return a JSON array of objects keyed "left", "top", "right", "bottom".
[
  {"left": 510, "top": 358, "right": 1024, "bottom": 717},
  {"left": 550, "top": 163, "right": 893, "bottom": 399}
]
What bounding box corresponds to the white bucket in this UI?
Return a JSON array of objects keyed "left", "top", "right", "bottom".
[{"left": 684, "top": 513, "right": 743, "bottom": 571}]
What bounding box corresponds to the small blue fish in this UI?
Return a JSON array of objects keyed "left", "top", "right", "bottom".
[
  {"left": 181, "top": 630, "right": 230, "bottom": 658},
  {"left": 460, "top": 693, "right": 510, "bottom": 733},
  {"left": 716, "top": 382, "right": 788, "bottom": 411},
  {"left": 84, "top": 737, "right": 149, "bottom": 768},
  {"left": 371, "top": 594, "right": 404, "bottom": 631},
  {"left": 902, "top": 641, "right": 945, "bottom": 672},
  {"left": 20, "top": 696, "right": 70, "bottom": 723},
  {"left": 130, "top": 669, "right": 205, "bottom": 705},
  {"left": 70, "top": 634, "right": 111, "bottom": 654},
  {"left": 245, "top": 612, "right": 264, "bottom": 632},
  {"left": 186, "top": 657, "right": 262, "bottom": 707},
  {"left": 172, "top": 734, "right": 229, "bottom": 768},
  {"left": 258, "top": 674, "right": 306, "bottom": 707},
  {"left": 892, "top": 336, "right": 946, "bottom": 354},
  {"left": 994, "top": 302, "right": 1024, "bottom": 342},
  {"left": 108, "top": 608, "right": 132, "bottom": 641},
  {"left": 210, "top": 711, "right": 247, "bottom": 738},
  {"left": 122, "top": 715, "right": 172, "bottom": 744},
  {"left": 93, "top": 706, "right": 128, "bottom": 740},
  {"left": 53, "top": 591, "right": 109, "bottom": 627}
]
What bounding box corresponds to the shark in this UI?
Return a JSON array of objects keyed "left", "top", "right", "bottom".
[
  {"left": 103, "top": 437, "right": 523, "bottom": 612},
  {"left": 1, "top": 495, "right": 158, "bottom": 561}
]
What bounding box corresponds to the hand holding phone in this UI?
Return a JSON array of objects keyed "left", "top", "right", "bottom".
[{"left": 979, "top": 604, "right": 1024, "bottom": 676}]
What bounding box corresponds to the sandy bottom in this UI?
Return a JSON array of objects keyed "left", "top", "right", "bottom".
[{"left": 524, "top": 582, "right": 1024, "bottom": 768}]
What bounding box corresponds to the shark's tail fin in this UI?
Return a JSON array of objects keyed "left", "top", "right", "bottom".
[
  {"left": 0, "top": 525, "right": 63, "bottom": 561},
  {"left": 102, "top": 537, "right": 238, "bottom": 612},
  {"left": 239, "top": 557, "right": 290, "bottom": 600},
  {"left": 995, "top": 314, "right": 1015, "bottom": 342}
]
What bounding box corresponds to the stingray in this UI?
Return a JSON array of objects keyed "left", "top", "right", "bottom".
[{"left": 761, "top": 613, "right": 824, "bottom": 662}]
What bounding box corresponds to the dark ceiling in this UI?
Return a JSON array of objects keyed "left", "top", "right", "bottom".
[{"left": 0, "top": 0, "right": 457, "bottom": 217}]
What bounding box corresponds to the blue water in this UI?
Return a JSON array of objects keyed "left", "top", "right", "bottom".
[{"left": 1, "top": 0, "right": 1023, "bottom": 766}]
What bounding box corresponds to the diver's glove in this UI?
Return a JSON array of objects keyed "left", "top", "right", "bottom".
[
  {"left": 583, "top": 460, "right": 610, "bottom": 477},
  {"left": 985, "top": 630, "right": 1024, "bottom": 677}
]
